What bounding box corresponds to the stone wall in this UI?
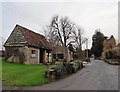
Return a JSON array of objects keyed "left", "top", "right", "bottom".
[
  {"left": 103, "top": 35, "right": 116, "bottom": 52},
  {"left": 24, "top": 46, "right": 39, "bottom": 64},
  {"left": 52, "top": 45, "right": 73, "bottom": 62},
  {"left": 5, "top": 46, "right": 40, "bottom": 64},
  {"left": 5, "top": 46, "right": 26, "bottom": 63},
  {"left": 112, "top": 43, "right": 120, "bottom": 58},
  {"left": 101, "top": 35, "right": 120, "bottom": 60},
  {"left": 5, "top": 26, "right": 27, "bottom": 46}
]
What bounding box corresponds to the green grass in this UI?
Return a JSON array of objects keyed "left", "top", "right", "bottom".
[
  {"left": 2, "top": 59, "right": 52, "bottom": 86},
  {"left": 0, "top": 58, "right": 2, "bottom": 80}
]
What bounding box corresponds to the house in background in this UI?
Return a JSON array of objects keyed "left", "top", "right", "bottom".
[
  {"left": 103, "top": 35, "right": 116, "bottom": 52},
  {"left": 52, "top": 45, "right": 73, "bottom": 62},
  {"left": 4, "top": 24, "right": 52, "bottom": 64},
  {"left": 101, "top": 35, "right": 116, "bottom": 60}
]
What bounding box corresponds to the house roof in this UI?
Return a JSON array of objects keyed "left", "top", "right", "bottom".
[
  {"left": 5, "top": 24, "right": 51, "bottom": 50},
  {"left": 18, "top": 25, "right": 52, "bottom": 49}
]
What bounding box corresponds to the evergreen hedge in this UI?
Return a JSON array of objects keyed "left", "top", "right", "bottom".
[{"left": 45, "top": 60, "right": 83, "bottom": 79}]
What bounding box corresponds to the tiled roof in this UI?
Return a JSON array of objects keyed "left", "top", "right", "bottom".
[{"left": 16, "top": 24, "right": 51, "bottom": 49}]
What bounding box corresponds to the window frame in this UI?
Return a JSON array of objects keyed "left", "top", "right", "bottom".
[{"left": 31, "top": 50, "right": 36, "bottom": 58}]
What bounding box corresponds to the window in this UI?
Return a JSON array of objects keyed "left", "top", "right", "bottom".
[
  {"left": 31, "top": 50, "right": 36, "bottom": 58},
  {"left": 57, "top": 54, "right": 64, "bottom": 59}
]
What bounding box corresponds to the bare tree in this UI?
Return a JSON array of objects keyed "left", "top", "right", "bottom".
[
  {"left": 71, "top": 25, "right": 87, "bottom": 50},
  {"left": 44, "top": 15, "right": 87, "bottom": 51},
  {"left": 50, "top": 15, "right": 63, "bottom": 45},
  {"left": 45, "top": 15, "right": 77, "bottom": 47},
  {"left": 43, "top": 25, "right": 60, "bottom": 47}
]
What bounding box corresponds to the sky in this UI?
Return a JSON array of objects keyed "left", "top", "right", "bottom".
[{"left": 0, "top": 0, "right": 119, "bottom": 50}]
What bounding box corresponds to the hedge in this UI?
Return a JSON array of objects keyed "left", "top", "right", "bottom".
[{"left": 45, "top": 60, "right": 83, "bottom": 79}]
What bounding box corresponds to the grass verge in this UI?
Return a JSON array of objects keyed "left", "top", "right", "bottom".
[
  {"left": 2, "top": 59, "right": 52, "bottom": 86},
  {"left": 0, "top": 58, "right": 2, "bottom": 80}
]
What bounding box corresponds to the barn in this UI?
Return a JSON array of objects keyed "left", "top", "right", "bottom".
[{"left": 4, "top": 24, "right": 52, "bottom": 64}]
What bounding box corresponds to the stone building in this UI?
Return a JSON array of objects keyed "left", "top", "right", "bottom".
[
  {"left": 101, "top": 35, "right": 116, "bottom": 60},
  {"left": 4, "top": 24, "right": 52, "bottom": 64},
  {"left": 52, "top": 45, "right": 73, "bottom": 62},
  {"left": 103, "top": 35, "right": 116, "bottom": 52},
  {"left": 114, "top": 43, "right": 120, "bottom": 58}
]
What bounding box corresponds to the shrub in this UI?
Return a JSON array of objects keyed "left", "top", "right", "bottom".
[
  {"left": 54, "top": 65, "right": 66, "bottom": 79},
  {"left": 74, "top": 60, "right": 80, "bottom": 70},
  {"left": 69, "top": 60, "right": 84, "bottom": 73},
  {"left": 106, "top": 51, "right": 112, "bottom": 59},
  {"left": 69, "top": 62, "right": 78, "bottom": 73},
  {"left": 51, "top": 59, "right": 56, "bottom": 65},
  {"left": 46, "top": 64, "right": 66, "bottom": 79},
  {"left": 45, "top": 60, "right": 84, "bottom": 79}
]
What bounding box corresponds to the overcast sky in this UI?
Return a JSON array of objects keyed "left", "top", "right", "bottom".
[{"left": 0, "top": 0, "right": 119, "bottom": 50}]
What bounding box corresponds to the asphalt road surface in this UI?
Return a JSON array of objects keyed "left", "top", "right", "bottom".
[{"left": 4, "top": 59, "right": 118, "bottom": 90}]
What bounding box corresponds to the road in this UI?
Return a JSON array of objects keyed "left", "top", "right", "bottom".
[{"left": 4, "top": 59, "right": 118, "bottom": 90}]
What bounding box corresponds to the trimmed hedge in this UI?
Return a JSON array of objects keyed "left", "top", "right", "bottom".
[
  {"left": 45, "top": 60, "right": 83, "bottom": 79},
  {"left": 52, "top": 65, "right": 66, "bottom": 79},
  {"left": 69, "top": 61, "right": 78, "bottom": 73}
]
